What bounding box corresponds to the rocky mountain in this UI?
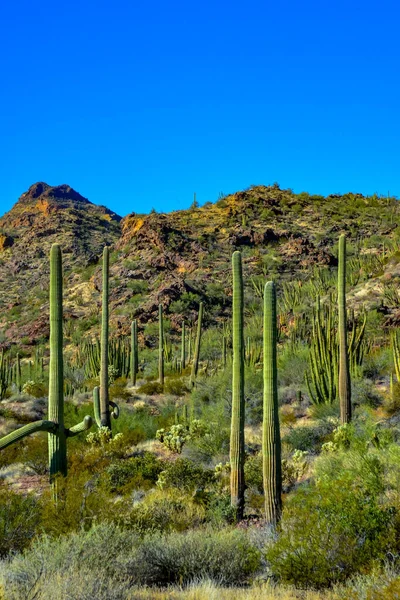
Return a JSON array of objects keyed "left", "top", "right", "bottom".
[{"left": 0, "top": 182, "right": 399, "bottom": 347}]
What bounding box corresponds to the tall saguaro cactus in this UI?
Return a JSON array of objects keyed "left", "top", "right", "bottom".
[
  {"left": 0, "top": 244, "right": 92, "bottom": 481},
  {"left": 100, "top": 246, "right": 111, "bottom": 429},
  {"left": 263, "top": 281, "right": 282, "bottom": 526},
  {"left": 190, "top": 302, "right": 204, "bottom": 386},
  {"left": 338, "top": 234, "right": 352, "bottom": 423},
  {"left": 131, "top": 320, "right": 138, "bottom": 386},
  {"left": 48, "top": 244, "right": 67, "bottom": 476},
  {"left": 181, "top": 321, "right": 186, "bottom": 369},
  {"left": 159, "top": 304, "right": 165, "bottom": 387},
  {"left": 230, "top": 251, "right": 245, "bottom": 520}
]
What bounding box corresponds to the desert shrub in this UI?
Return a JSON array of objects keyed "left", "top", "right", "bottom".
[
  {"left": 164, "top": 377, "right": 189, "bottom": 396},
  {"left": 267, "top": 471, "right": 395, "bottom": 588},
  {"left": 283, "top": 419, "right": 336, "bottom": 453},
  {"left": 205, "top": 493, "right": 237, "bottom": 525},
  {"left": 245, "top": 451, "right": 308, "bottom": 495},
  {"left": 130, "top": 528, "right": 261, "bottom": 586},
  {"left": 106, "top": 452, "right": 163, "bottom": 492},
  {"left": 137, "top": 381, "right": 164, "bottom": 395},
  {"left": 118, "top": 489, "right": 206, "bottom": 534},
  {"left": 351, "top": 378, "right": 383, "bottom": 408},
  {"left": 21, "top": 381, "right": 47, "bottom": 398},
  {"left": 0, "top": 488, "right": 41, "bottom": 557},
  {"left": 363, "top": 346, "right": 392, "bottom": 381},
  {"left": 157, "top": 458, "right": 215, "bottom": 492},
  {"left": 335, "top": 565, "right": 400, "bottom": 600},
  {"left": 278, "top": 345, "right": 309, "bottom": 387},
  {"left": 383, "top": 380, "right": 400, "bottom": 415},
  {"left": 0, "top": 523, "right": 133, "bottom": 599},
  {"left": 40, "top": 472, "right": 113, "bottom": 536},
  {"left": 109, "top": 377, "right": 131, "bottom": 400}
]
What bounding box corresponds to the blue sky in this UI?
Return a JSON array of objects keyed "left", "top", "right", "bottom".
[{"left": 1, "top": 0, "right": 399, "bottom": 217}]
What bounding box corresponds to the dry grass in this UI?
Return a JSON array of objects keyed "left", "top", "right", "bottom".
[{"left": 127, "top": 581, "right": 332, "bottom": 600}]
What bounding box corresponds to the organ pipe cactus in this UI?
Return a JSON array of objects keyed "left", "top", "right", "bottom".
[
  {"left": 100, "top": 246, "right": 111, "bottom": 429},
  {"left": 338, "top": 234, "right": 351, "bottom": 423},
  {"left": 159, "top": 304, "right": 165, "bottom": 387},
  {"left": 190, "top": 302, "right": 204, "bottom": 386},
  {"left": 263, "top": 281, "right": 282, "bottom": 525},
  {"left": 131, "top": 320, "right": 138, "bottom": 386},
  {"left": 0, "top": 244, "right": 93, "bottom": 481},
  {"left": 305, "top": 297, "right": 337, "bottom": 405},
  {"left": 230, "top": 251, "right": 245, "bottom": 520}
]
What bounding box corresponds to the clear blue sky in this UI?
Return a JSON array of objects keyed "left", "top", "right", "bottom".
[{"left": 1, "top": 0, "right": 399, "bottom": 217}]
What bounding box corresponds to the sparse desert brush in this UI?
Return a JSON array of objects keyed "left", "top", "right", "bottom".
[{"left": 116, "top": 488, "right": 207, "bottom": 534}]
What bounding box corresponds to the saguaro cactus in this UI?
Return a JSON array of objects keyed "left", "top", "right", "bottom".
[
  {"left": 100, "top": 246, "right": 111, "bottom": 429},
  {"left": 190, "top": 302, "right": 204, "bottom": 386},
  {"left": 0, "top": 245, "right": 92, "bottom": 481},
  {"left": 338, "top": 234, "right": 351, "bottom": 423},
  {"left": 181, "top": 321, "right": 186, "bottom": 369},
  {"left": 263, "top": 281, "right": 282, "bottom": 525},
  {"left": 131, "top": 320, "right": 138, "bottom": 386},
  {"left": 230, "top": 251, "right": 245, "bottom": 520},
  {"left": 16, "top": 353, "right": 22, "bottom": 393},
  {"left": 159, "top": 304, "right": 165, "bottom": 387}
]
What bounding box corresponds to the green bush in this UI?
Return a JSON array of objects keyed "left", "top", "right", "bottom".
[
  {"left": 267, "top": 473, "right": 395, "bottom": 588},
  {"left": 164, "top": 377, "right": 189, "bottom": 396},
  {"left": 137, "top": 381, "right": 164, "bottom": 395},
  {"left": 0, "top": 488, "right": 41, "bottom": 558},
  {"left": 130, "top": 528, "right": 261, "bottom": 586},
  {"left": 0, "top": 523, "right": 133, "bottom": 599},
  {"left": 157, "top": 458, "right": 215, "bottom": 492},
  {"left": 283, "top": 420, "right": 336, "bottom": 453},
  {"left": 118, "top": 489, "right": 206, "bottom": 534},
  {"left": 106, "top": 452, "right": 163, "bottom": 492}
]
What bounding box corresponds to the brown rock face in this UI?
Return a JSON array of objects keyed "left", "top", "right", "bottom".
[
  {"left": 0, "top": 182, "right": 122, "bottom": 343},
  {"left": 0, "top": 234, "right": 13, "bottom": 251}
]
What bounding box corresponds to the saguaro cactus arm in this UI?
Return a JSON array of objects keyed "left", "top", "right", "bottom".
[
  {"left": 93, "top": 386, "right": 102, "bottom": 427},
  {"left": 0, "top": 421, "right": 57, "bottom": 450},
  {"left": 110, "top": 400, "right": 120, "bottom": 419},
  {"left": 66, "top": 416, "right": 93, "bottom": 437}
]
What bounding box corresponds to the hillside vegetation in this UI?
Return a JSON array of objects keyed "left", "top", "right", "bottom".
[{"left": 1, "top": 182, "right": 400, "bottom": 598}]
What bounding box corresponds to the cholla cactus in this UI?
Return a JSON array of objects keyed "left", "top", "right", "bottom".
[
  {"left": 86, "top": 426, "right": 124, "bottom": 454},
  {"left": 156, "top": 419, "right": 207, "bottom": 454},
  {"left": 156, "top": 424, "right": 189, "bottom": 453}
]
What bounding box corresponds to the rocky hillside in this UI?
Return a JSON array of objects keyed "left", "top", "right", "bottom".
[
  {"left": 0, "top": 183, "right": 121, "bottom": 343},
  {"left": 0, "top": 182, "right": 399, "bottom": 347}
]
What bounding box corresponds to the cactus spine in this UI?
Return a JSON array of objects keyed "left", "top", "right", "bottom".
[
  {"left": 0, "top": 245, "right": 92, "bottom": 483},
  {"left": 230, "top": 252, "right": 245, "bottom": 520},
  {"left": 131, "top": 320, "right": 138, "bottom": 386},
  {"left": 263, "top": 281, "right": 282, "bottom": 525},
  {"left": 159, "top": 304, "right": 165, "bottom": 387},
  {"left": 338, "top": 234, "right": 352, "bottom": 423},
  {"left": 190, "top": 302, "right": 204, "bottom": 386},
  {"left": 181, "top": 321, "right": 186, "bottom": 369},
  {"left": 100, "top": 246, "right": 111, "bottom": 429}
]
